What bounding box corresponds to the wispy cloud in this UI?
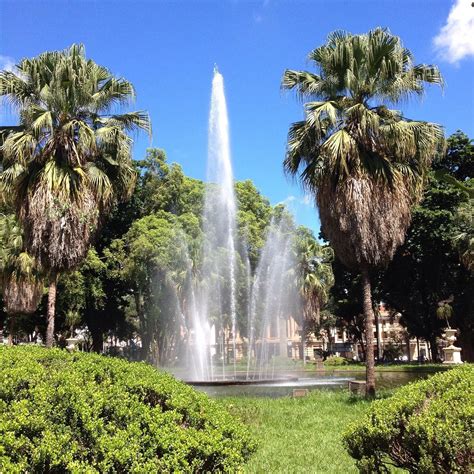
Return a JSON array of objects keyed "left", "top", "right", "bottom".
[
  {"left": 0, "top": 55, "right": 16, "bottom": 72},
  {"left": 252, "top": 0, "right": 271, "bottom": 24},
  {"left": 433, "top": 0, "right": 474, "bottom": 63},
  {"left": 278, "top": 194, "right": 314, "bottom": 209}
]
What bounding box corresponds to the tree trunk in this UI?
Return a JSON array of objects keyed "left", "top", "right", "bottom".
[
  {"left": 91, "top": 328, "right": 104, "bottom": 353},
  {"left": 302, "top": 318, "right": 306, "bottom": 365},
  {"left": 361, "top": 268, "right": 376, "bottom": 398},
  {"left": 374, "top": 308, "right": 382, "bottom": 361},
  {"left": 7, "top": 314, "right": 15, "bottom": 346},
  {"left": 429, "top": 335, "right": 439, "bottom": 362},
  {"left": 46, "top": 274, "right": 57, "bottom": 348},
  {"left": 279, "top": 317, "right": 287, "bottom": 359}
]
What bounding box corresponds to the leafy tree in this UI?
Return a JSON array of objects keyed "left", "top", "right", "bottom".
[
  {"left": 109, "top": 212, "right": 193, "bottom": 364},
  {"left": 137, "top": 148, "right": 204, "bottom": 218},
  {"left": 0, "top": 45, "right": 150, "bottom": 346},
  {"left": 453, "top": 197, "right": 473, "bottom": 271},
  {"left": 282, "top": 28, "right": 443, "bottom": 395},
  {"left": 324, "top": 258, "right": 368, "bottom": 358},
  {"left": 0, "top": 214, "right": 43, "bottom": 343},
  {"left": 434, "top": 130, "right": 473, "bottom": 181},
  {"left": 381, "top": 133, "right": 473, "bottom": 361},
  {"left": 235, "top": 180, "right": 272, "bottom": 269},
  {"left": 294, "top": 230, "right": 334, "bottom": 360}
]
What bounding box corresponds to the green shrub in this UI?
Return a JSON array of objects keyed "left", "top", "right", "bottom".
[
  {"left": 0, "top": 346, "right": 256, "bottom": 472},
  {"left": 324, "top": 355, "right": 348, "bottom": 366},
  {"left": 343, "top": 364, "right": 474, "bottom": 473}
]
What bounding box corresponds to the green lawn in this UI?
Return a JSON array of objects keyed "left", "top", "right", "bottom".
[
  {"left": 318, "top": 363, "right": 449, "bottom": 373},
  {"left": 225, "top": 361, "right": 448, "bottom": 374},
  {"left": 220, "top": 390, "right": 375, "bottom": 473}
]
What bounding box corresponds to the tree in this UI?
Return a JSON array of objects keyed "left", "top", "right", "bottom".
[
  {"left": 381, "top": 133, "right": 473, "bottom": 361},
  {"left": 235, "top": 180, "right": 272, "bottom": 269},
  {"left": 0, "top": 45, "right": 150, "bottom": 347},
  {"left": 282, "top": 28, "right": 443, "bottom": 395},
  {"left": 295, "top": 231, "right": 334, "bottom": 362},
  {"left": 110, "top": 212, "right": 193, "bottom": 364},
  {"left": 0, "top": 214, "right": 43, "bottom": 344}
]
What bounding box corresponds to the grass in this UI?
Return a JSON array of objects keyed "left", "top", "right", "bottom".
[
  {"left": 223, "top": 360, "right": 448, "bottom": 374},
  {"left": 220, "top": 390, "right": 375, "bottom": 473},
  {"left": 319, "top": 363, "right": 449, "bottom": 373}
]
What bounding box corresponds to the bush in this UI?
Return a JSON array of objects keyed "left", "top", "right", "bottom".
[
  {"left": 324, "top": 355, "right": 348, "bottom": 366},
  {"left": 0, "top": 346, "right": 256, "bottom": 472},
  {"left": 343, "top": 364, "right": 474, "bottom": 473}
]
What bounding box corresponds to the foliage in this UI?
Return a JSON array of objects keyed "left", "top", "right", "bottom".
[
  {"left": 434, "top": 130, "right": 473, "bottom": 181},
  {"left": 137, "top": 148, "right": 204, "bottom": 218},
  {"left": 0, "top": 346, "right": 255, "bottom": 472},
  {"left": 282, "top": 27, "right": 443, "bottom": 270},
  {"left": 107, "top": 212, "right": 193, "bottom": 363},
  {"left": 453, "top": 197, "right": 474, "bottom": 271},
  {"left": 282, "top": 27, "right": 443, "bottom": 395},
  {"left": 235, "top": 180, "right": 272, "bottom": 269},
  {"left": 325, "top": 257, "right": 366, "bottom": 356},
  {"left": 294, "top": 229, "right": 334, "bottom": 325},
  {"left": 344, "top": 364, "right": 474, "bottom": 473},
  {"left": 380, "top": 132, "right": 473, "bottom": 361},
  {"left": 0, "top": 44, "right": 150, "bottom": 274},
  {"left": 0, "top": 213, "right": 43, "bottom": 315},
  {"left": 324, "top": 355, "right": 348, "bottom": 366},
  {"left": 380, "top": 342, "right": 403, "bottom": 362},
  {"left": 0, "top": 44, "right": 150, "bottom": 347}
]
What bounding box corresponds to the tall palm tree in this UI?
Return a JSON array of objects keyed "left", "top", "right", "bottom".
[
  {"left": 282, "top": 28, "right": 443, "bottom": 395},
  {"left": 0, "top": 44, "right": 151, "bottom": 347},
  {"left": 295, "top": 237, "right": 334, "bottom": 363},
  {"left": 0, "top": 214, "right": 43, "bottom": 344}
]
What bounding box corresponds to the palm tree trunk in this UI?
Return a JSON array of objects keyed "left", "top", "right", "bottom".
[
  {"left": 302, "top": 318, "right": 306, "bottom": 366},
  {"left": 7, "top": 314, "right": 15, "bottom": 346},
  {"left": 374, "top": 308, "right": 382, "bottom": 361},
  {"left": 46, "top": 274, "right": 57, "bottom": 348},
  {"left": 361, "top": 267, "right": 376, "bottom": 397}
]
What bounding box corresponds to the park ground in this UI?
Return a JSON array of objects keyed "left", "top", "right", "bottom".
[
  {"left": 221, "top": 390, "right": 373, "bottom": 473},
  {"left": 218, "top": 365, "right": 448, "bottom": 473}
]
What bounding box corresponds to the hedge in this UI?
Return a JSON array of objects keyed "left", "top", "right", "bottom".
[
  {"left": 0, "top": 346, "right": 256, "bottom": 472},
  {"left": 343, "top": 364, "right": 474, "bottom": 473}
]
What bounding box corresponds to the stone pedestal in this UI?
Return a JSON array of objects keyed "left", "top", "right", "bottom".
[
  {"left": 348, "top": 380, "right": 366, "bottom": 395},
  {"left": 293, "top": 388, "right": 309, "bottom": 398},
  {"left": 66, "top": 337, "right": 79, "bottom": 352},
  {"left": 443, "top": 329, "right": 462, "bottom": 364}
]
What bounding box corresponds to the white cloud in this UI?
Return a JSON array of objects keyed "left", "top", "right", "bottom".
[
  {"left": 278, "top": 194, "right": 314, "bottom": 208},
  {"left": 0, "top": 55, "right": 16, "bottom": 72},
  {"left": 433, "top": 0, "right": 474, "bottom": 63},
  {"left": 301, "top": 194, "right": 313, "bottom": 206}
]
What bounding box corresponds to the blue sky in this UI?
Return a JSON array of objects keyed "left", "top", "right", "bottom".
[{"left": 1, "top": 0, "right": 473, "bottom": 235}]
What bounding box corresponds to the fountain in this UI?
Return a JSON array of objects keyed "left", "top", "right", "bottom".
[
  {"left": 188, "top": 67, "right": 239, "bottom": 381},
  {"left": 246, "top": 217, "right": 298, "bottom": 380},
  {"left": 182, "top": 68, "right": 355, "bottom": 392}
]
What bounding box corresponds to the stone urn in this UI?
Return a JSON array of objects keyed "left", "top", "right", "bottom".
[
  {"left": 442, "top": 328, "right": 462, "bottom": 364},
  {"left": 66, "top": 337, "right": 80, "bottom": 352}
]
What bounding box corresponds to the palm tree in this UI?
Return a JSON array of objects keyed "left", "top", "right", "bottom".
[
  {"left": 282, "top": 28, "right": 443, "bottom": 396},
  {"left": 0, "top": 44, "right": 151, "bottom": 347},
  {"left": 0, "top": 214, "right": 43, "bottom": 344},
  {"left": 295, "top": 237, "right": 334, "bottom": 363}
]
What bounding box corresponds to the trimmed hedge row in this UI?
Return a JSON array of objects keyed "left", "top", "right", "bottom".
[
  {"left": 0, "top": 346, "right": 256, "bottom": 472},
  {"left": 343, "top": 364, "right": 474, "bottom": 473}
]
